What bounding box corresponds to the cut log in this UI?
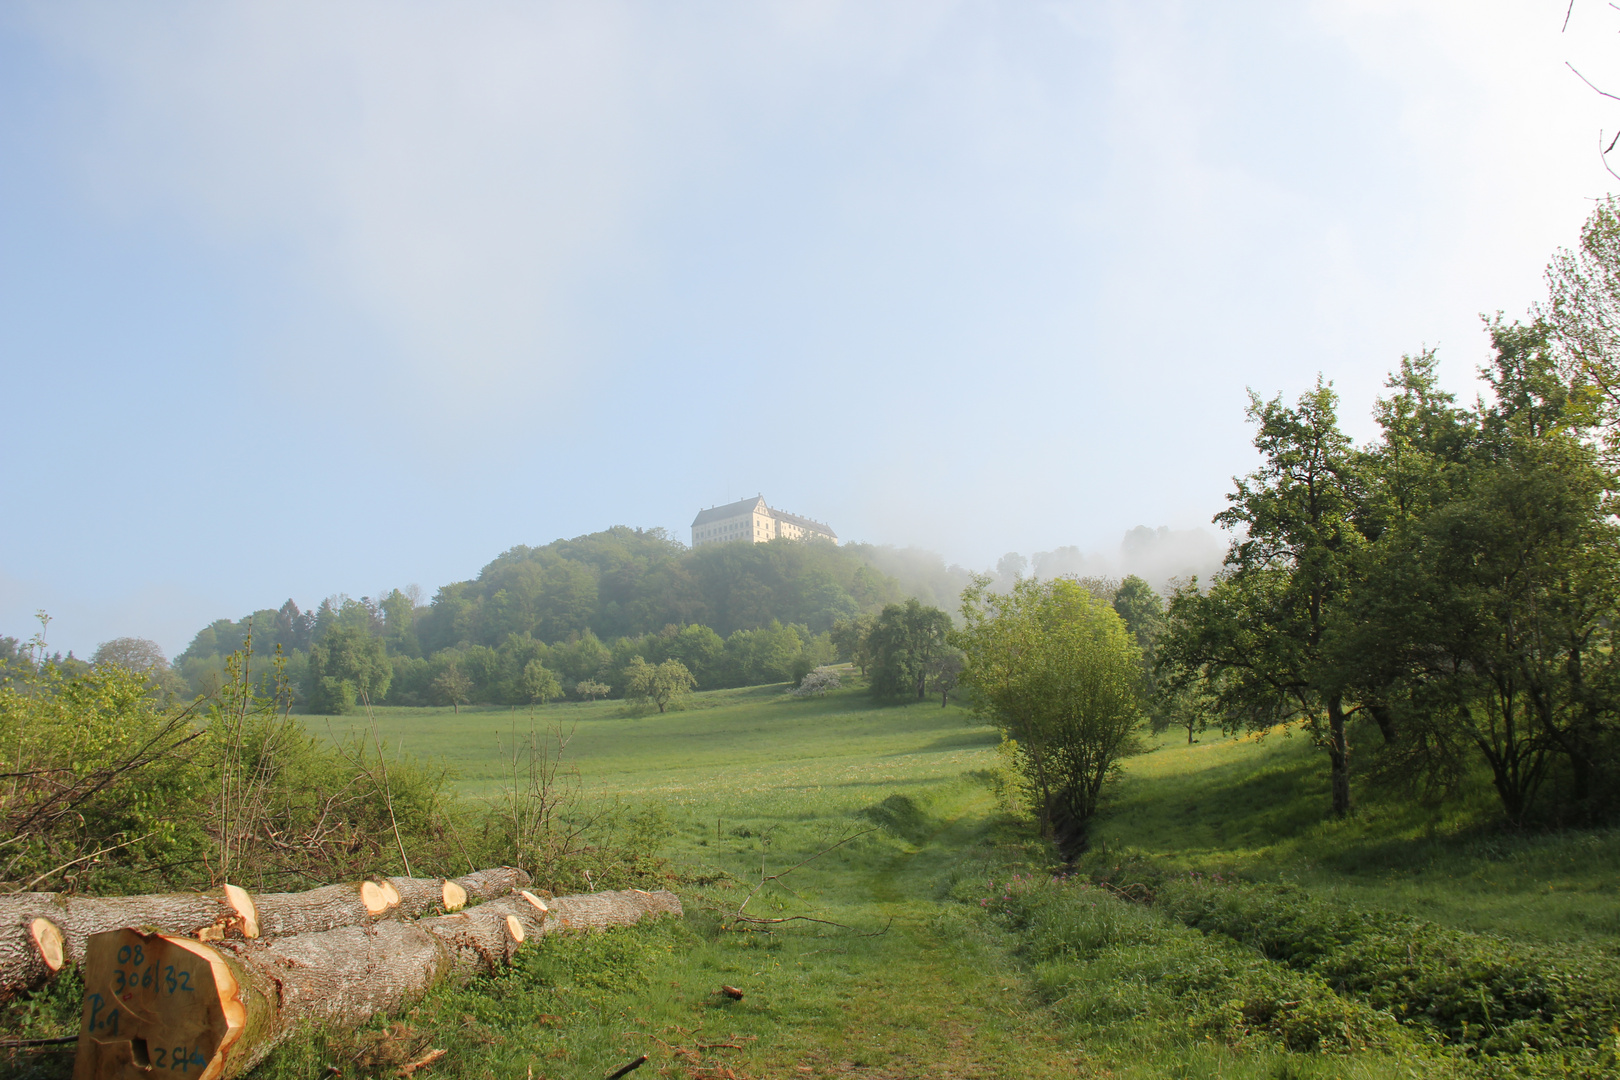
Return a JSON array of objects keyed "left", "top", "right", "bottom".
[
  {"left": 30, "top": 919, "right": 65, "bottom": 972},
  {"left": 382, "top": 866, "right": 530, "bottom": 917},
  {"left": 220, "top": 886, "right": 256, "bottom": 940},
  {"left": 448, "top": 867, "right": 533, "bottom": 904},
  {"left": 0, "top": 893, "right": 242, "bottom": 1001},
  {"left": 0, "top": 911, "right": 56, "bottom": 1003},
  {"left": 70, "top": 888, "right": 681, "bottom": 1080},
  {"left": 545, "top": 889, "right": 682, "bottom": 932},
  {"left": 0, "top": 868, "right": 531, "bottom": 1000},
  {"left": 247, "top": 880, "right": 394, "bottom": 938}
]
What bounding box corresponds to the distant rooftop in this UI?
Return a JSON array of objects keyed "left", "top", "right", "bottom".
[
  {"left": 691, "top": 496, "right": 767, "bottom": 528},
  {"left": 689, "top": 496, "right": 837, "bottom": 541}
]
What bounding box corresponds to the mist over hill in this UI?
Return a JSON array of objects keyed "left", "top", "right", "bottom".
[
  {"left": 149, "top": 522, "right": 1224, "bottom": 709},
  {"left": 1029, "top": 526, "right": 1226, "bottom": 592}
]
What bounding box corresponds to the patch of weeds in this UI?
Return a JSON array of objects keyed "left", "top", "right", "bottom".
[
  {"left": 1150, "top": 874, "right": 1620, "bottom": 1059},
  {"left": 0, "top": 967, "right": 84, "bottom": 1080},
  {"left": 958, "top": 871, "right": 1410, "bottom": 1056}
]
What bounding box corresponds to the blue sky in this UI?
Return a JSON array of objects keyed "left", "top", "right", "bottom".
[{"left": 3, "top": 1, "right": 1618, "bottom": 658}]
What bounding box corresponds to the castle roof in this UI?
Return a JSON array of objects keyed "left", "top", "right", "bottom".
[
  {"left": 689, "top": 497, "right": 837, "bottom": 539},
  {"left": 771, "top": 508, "right": 838, "bottom": 539},
  {"left": 691, "top": 497, "right": 767, "bottom": 527}
]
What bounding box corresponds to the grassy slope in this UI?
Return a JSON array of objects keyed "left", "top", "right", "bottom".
[
  {"left": 1095, "top": 723, "right": 1620, "bottom": 946},
  {"left": 307, "top": 685, "right": 995, "bottom": 800},
  {"left": 284, "top": 687, "right": 1620, "bottom": 1077},
  {"left": 13, "top": 688, "right": 1611, "bottom": 1079},
  {"left": 292, "top": 685, "right": 1450, "bottom": 1079},
  {"left": 296, "top": 689, "right": 1106, "bottom": 1078}
]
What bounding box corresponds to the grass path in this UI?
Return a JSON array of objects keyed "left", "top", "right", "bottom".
[
  {"left": 287, "top": 690, "right": 1088, "bottom": 1079},
  {"left": 746, "top": 786, "right": 1076, "bottom": 1079}
]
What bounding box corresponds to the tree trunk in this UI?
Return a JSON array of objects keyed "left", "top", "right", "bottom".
[
  {"left": 1369, "top": 704, "right": 1397, "bottom": 746},
  {"left": 542, "top": 889, "right": 682, "bottom": 932},
  {"left": 0, "top": 869, "right": 529, "bottom": 1001},
  {"left": 1327, "top": 697, "right": 1351, "bottom": 818},
  {"left": 70, "top": 888, "right": 682, "bottom": 1080}
]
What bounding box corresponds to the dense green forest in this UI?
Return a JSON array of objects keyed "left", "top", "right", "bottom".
[{"left": 164, "top": 531, "right": 976, "bottom": 710}]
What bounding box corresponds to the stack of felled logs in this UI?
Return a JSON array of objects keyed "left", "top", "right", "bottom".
[{"left": 0, "top": 869, "right": 681, "bottom": 1080}]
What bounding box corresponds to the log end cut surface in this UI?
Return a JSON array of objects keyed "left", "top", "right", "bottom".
[
  {"left": 440, "top": 881, "right": 467, "bottom": 912},
  {"left": 30, "top": 919, "right": 65, "bottom": 972},
  {"left": 72, "top": 929, "right": 244, "bottom": 1080}
]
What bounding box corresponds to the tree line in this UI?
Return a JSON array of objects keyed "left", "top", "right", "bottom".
[
  {"left": 1154, "top": 325, "right": 1620, "bottom": 827},
  {"left": 940, "top": 198, "right": 1620, "bottom": 854},
  {"left": 165, "top": 529, "right": 912, "bottom": 712}
]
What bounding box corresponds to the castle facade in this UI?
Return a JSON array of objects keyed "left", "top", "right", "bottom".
[{"left": 690, "top": 496, "right": 838, "bottom": 548}]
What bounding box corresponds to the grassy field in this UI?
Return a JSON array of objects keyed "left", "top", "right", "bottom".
[
  {"left": 11, "top": 684, "right": 1616, "bottom": 1080},
  {"left": 271, "top": 686, "right": 1620, "bottom": 1078},
  {"left": 322, "top": 691, "right": 1620, "bottom": 951},
  {"left": 311, "top": 684, "right": 997, "bottom": 804},
  {"left": 298, "top": 688, "right": 1117, "bottom": 1078}
]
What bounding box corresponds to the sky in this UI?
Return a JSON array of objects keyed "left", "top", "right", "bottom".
[{"left": 3, "top": 1, "right": 1619, "bottom": 659}]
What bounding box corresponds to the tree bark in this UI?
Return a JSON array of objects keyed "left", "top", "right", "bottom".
[
  {"left": 1327, "top": 696, "right": 1351, "bottom": 818},
  {"left": 0, "top": 893, "right": 240, "bottom": 1002},
  {"left": 69, "top": 888, "right": 682, "bottom": 1080},
  {"left": 542, "top": 889, "right": 682, "bottom": 932},
  {"left": 1, "top": 869, "right": 530, "bottom": 1001},
  {"left": 1369, "top": 704, "right": 1397, "bottom": 746},
  {"left": 249, "top": 866, "right": 531, "bottom": 938}
]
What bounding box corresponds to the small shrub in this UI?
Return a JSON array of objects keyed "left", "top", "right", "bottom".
[
  {"left": 863, "top": 794, "right": 933, "bottom": 845},
  {"left": 792, "top": 667, "right": 842, "bottom": 697}
]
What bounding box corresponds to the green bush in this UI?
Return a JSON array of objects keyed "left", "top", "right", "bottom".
[
  {"left": 0, "top": 660, "right": 210, "bottom": 893},
  {"left": 0, "top": 651, "right": 674, "bottom": 898},
  {"left": 1151, "top": 875, "right": 1620, "bottom": 1056},
  {"left": 958, "top": 871, "right": 1408, "bottom": 1054}
]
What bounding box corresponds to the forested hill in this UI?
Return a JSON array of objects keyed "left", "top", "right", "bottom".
[
  {"left": 424, "top": 527, "right": 902, "bottom": 647},
  {"left": 173, "top": 527, "right": 976, "bottom": 708}
]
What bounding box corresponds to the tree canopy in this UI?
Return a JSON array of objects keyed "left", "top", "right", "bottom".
[
  {"left": 956, "top": 576, "right": 1145, "bottom": 858},
  {"left": 1157, "top": 379, "right": 1365, "bottom": 817},
  {"left": 866, "top": 599, "right": 952, "bottom": 701},
  {"left": 1159, "top": 304, "right": 1620, "bottom": 826}
]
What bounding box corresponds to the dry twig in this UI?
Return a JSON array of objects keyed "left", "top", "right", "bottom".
[{"left": 604, "top": 1054, "right": 648, "bottom": 1080}]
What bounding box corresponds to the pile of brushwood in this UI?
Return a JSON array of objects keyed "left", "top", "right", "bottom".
[{"left": 0, "top": 648, "right": 671, "bottom": 898}]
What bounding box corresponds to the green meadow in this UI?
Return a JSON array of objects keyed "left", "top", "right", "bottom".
[
  {"left": 241, "top": 686, "right": 1620, "bottom": 1079},
  {"left": 310, "top": 684, "right": 997, "bottom": 805}
]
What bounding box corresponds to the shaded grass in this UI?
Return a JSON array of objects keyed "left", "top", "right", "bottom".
[{"left": 1092, "top": 723, "right": 1620, "bottom": 947}]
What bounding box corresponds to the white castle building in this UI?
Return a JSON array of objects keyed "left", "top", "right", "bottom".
[{"left": 690, "top": 496, "right": 838, "bottom": 548}]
